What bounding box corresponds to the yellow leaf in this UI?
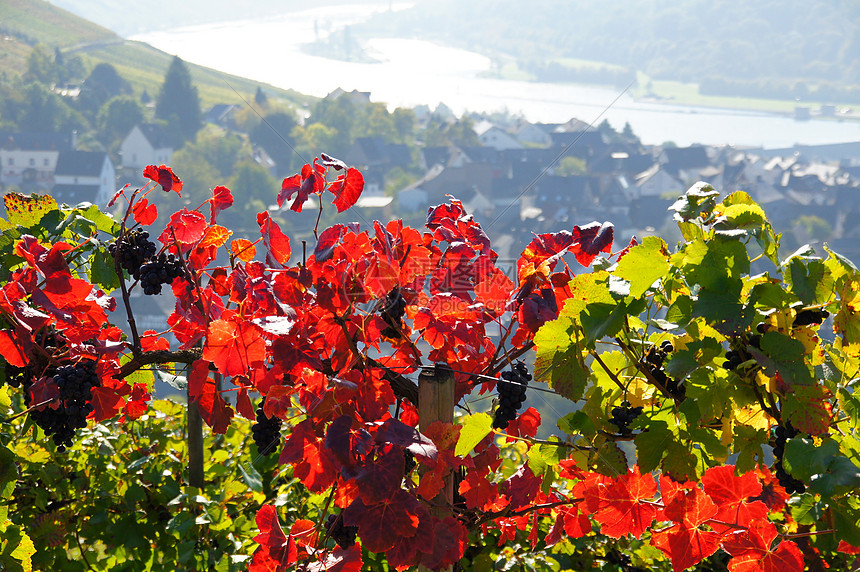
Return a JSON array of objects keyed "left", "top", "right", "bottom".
[
  {"left": 231, "top": 238, "right": 257, "bottom": 262},
  {"left": 199, "top": 224, "right": 232, "bottom": 248}
]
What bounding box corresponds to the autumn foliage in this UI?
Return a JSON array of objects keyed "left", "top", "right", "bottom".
[{"left": 1, "top": 160, "right": 859, "bottom": 571}]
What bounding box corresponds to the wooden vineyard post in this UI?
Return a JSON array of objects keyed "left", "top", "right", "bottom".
[
  {"left": 187, "top": 386, "right": 205, "bottom": 488},
  {"left": 418, "top": 363, "right": 455, "bottom": 572}
]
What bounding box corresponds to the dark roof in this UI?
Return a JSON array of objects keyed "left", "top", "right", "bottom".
[
  {"left": 135, "top": 123, "right": 172, "bottom": 149},
  {"left": 204, "top": 104, "right": 238, "bottom": 124},
  {"left": 662, "top": 146, "right": 711, "bottom": 171},
  {"left": 51, "top": 184, "right": 100, "bottom": 205},
  {"left": 55, "top": 151, "right": 108, "bottom": 177},
  {"left": 0, "top": 132, "right": 73, "bottom": 152},
  {"left": 347, "top": 137, "right": 413, "bottom": 168},
  {"left": 422, "top": 146, "right": 451, "bottom": 168}
]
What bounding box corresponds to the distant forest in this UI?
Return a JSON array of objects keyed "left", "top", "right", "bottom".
[{"left": 364, "top": 0, "right": 860, "bottom": 100}]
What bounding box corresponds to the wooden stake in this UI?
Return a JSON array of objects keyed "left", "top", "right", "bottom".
[{"left": 418, "top": 363, "right": 455, "bottom": 572}]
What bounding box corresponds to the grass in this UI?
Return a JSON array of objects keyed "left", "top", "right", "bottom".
[
  {"left": 81, "top": 41, "right": 314, "bottom": 110},
  {"left": 0, "top": 0, "right": 116, "bottom": 48}
]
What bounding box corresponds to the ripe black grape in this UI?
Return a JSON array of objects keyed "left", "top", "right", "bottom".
[
  {"left": 608, "top": 401, "right": 643, "bottom": 435},
  {"left": 793, "top": 308, "right": 829, "bottom": 327},
  {"left": 251, "top": 399, "right": 282, "bottom": 455},
  {"left": 324, "top": 513, "right": 358, "bottom": 549},
  {"left": 380, "top": 287, "right": 407, "bottom": 338},
  {"left": 139, "top": 252, "right": 185, "bottom": 295},
  {"left": 641, "top": 345, "right": 685, "bottom": 400},
  {"left": 109, "top": 228, "right": 156, "bottom": 280},
  {"left": 30, "top": 361, "right": 99, "bottom": 452},
  {"left": 723, "top": 349, "right": 744, "bottom": 371},
  {"left": 771, "top": 422, "right": 805, "bottom": 495},
  {"left": 493, "top": 361, "right": 530, "bottom": 429}
]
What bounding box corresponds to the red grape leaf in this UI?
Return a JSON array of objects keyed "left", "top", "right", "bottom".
[
  {"left": 257, "top": 211, "right": 291, "bottom": 267},
  {"left": 196, "top": 376, "right": 234, "bottom": 434},
  {"left": 231, "top": 238, "right": 257, "bottom": 262},
  {"left": 122, "top": 383, "right": 150, "bottom": 420},
  {"left": 570, "top": 221, "right": 614, "bottom": 266},
  {"left": 722, "top": 519, "right": 804, "bottom": 572},
  {"left": 329, "top": 167, "right": 364, "bottom": 212},
  {"left": 663, "top": 487, "right": 718, "bottom": 528},
  {"left": 236, "top": 385, "right": 256, "bottom": 420},
  {"left": 131, "top": 197, "right": 157, "bottom": 226},
  {"left": 251, "top": 504, "right": 295, "bottom": 571},
  {"left": 143, "top": 164, "right": 183, "bottom": 195},
  {"left": 166, "top": 208, "right": 207, "bottom": 245},
  {"left": 91, "top": 385, "right": 124, "bottom": 422},
  {"left": 355, "top": 449, "right": 404, "bottom": 504},
  {"left": 342, "top": 490, "right": 421, "bottom": 553},
  {"left": 373, "top": 418, "right": 437, "bottom": 460},
  {"left": 701, "top": 465, "right": 768, "bottom": 533},
  {"left": 586, "top": 466, "right": 657, "bottom": 539},
  {"left": 0, "top": 330, "right": 28, "bottom": 367},
  {"left": 416, "top": 517, "right": 468, "bottom": 571},
  {"left": 505, "top": 407, "right": 541, "bottom": 438},
  {"left": 458, "top": 471, "right": 498, "bottom": 511},
  {"left": 210, "top": 185, "right": 234, "bottom": 222},
  {"left": 263, "top": 384, "right": 292, "bottom": 419},
  {"left": 187, "top": 359, "right": 210, "bottom": 401},
  {"left": 305, "top": 545, "right": 362, "bottom": 572},
  {"left": 203, "top": 317, "right": 267, "bottom": 377},
  {"left": 140, "top": 330, "right": 170, "bottom": 352},
  {"left": 651, "top": 522, "right": 721, "bottom": 571}
]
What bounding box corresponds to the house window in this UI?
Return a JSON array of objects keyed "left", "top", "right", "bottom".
[
  {"left": 74, "top": 177, "right": 78, "bottom": 184},
  {"left": 29, "top": 158, "right": 35, "bottom": 166},
  {"left": 43, "top": 158, "right": 49, "bottom": 166},
  {"left": 7, "top": 158, "right": 12, "bottom": 166}
]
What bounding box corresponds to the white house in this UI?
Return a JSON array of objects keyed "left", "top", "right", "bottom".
[
  {"left": 473, "top": 120, "right": 523, "bottom": 151},
  {"left": 120, "top": 124, "right": 173, "bottom": 173},
  {"left": 52, "top": 151, "right": 116, "bottom": 206},
  {"left": 0, "top": 132, "right": 74, "bottom": 190}
]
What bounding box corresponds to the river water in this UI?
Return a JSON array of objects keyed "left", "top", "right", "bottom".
[{"left": 131, "top": 3, "right": 860, "bottom": 149}]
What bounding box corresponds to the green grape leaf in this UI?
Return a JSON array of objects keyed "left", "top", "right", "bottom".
[
  {"left": 732, "top": 424, "right": 768, "bottom": 474},
  {"left": 0, "top": 522, "right": 35, "bottom": 572},
  {"left": 455, "top": 413, "right": 493, "bottom": 457},
  {"left": 238, "top": 463, "right": 263, "bottom": 493},
  {"left": 89, "top": 248, "right": 121, "bottom": 292},
  {"left": 670, "top": 181, "right": 720, "bottom": 222},
  {"left": 590, "top": 439, "right": 627, "bottom": 477},
  {"left": 788, "top": 494, "right": 824, "bottom": 526},
  {"left": 534, "top": 318, "right": 590, "bottom": 401},
  {"left": 2, "top": 192, "right": 58, "bottom": 230},
  {"left": 614, "top": 236, "right": 670, "bottom": 299},
  {"left": 832, "top": 496, "right": 860, "bottom": 546},
  {"left": 787, "top": 258, "right": 833, "bottom": 306},
  {"left": 665, "top": 295, "right": 693, "bottom": 328},
  {"left": 784, "top": 437, "right": 860, "bottom": 496},
  {"left": 722, "top": 203, "right": 766, "bottom": 229},
  {"left": 634, "top": 420, "right": 672, "bottom": 474},
  {"left": 558, "top": 410, "right": 595, "bottom": 435},
  {"left": 838, "top": 387, "right": 860, "bottom": 430},
  {"left": 754, "top": 331, "right": 814, "bottom": 386}
]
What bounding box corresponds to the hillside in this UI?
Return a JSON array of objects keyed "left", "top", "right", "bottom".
[
  {"left": 0, "top": 0, "right": 312, "bottom": 109},
  {"left": 360, "top": 0, "right": 860, "bottom": 100}
]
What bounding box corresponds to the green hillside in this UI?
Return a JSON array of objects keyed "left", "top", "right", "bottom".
[{"left": 0, "top": 0, "right": 311, "bottom": 109}]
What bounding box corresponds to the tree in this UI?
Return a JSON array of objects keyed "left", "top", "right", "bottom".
[
  {"left": 97, "top": 95, "right": 144, "bottom": 146},
  {"left": 1, "top": 170, "right": 859, "bottom": 571},
  {"left": 77, "top": 63, "right": 132, "bottom": 120},
  {"left": 155, "top": 56, "right": 201, "bottom": 144},
  {"left": 249, "top": 111, "right": 298, "bottom": 174}
]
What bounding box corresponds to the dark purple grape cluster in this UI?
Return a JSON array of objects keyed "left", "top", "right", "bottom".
[
  {"left": 251, "top": 399, "right": 282, "bottom": 455},
  {"left": 109, "top": 228, "right": 156, "bottom": 280},
  {"left": 608, "top": 401, "right": 643, "bottom": 435},
  {"left": 403, "top": 449, "right": 416, "bottom": 475},
  {"left": 772, "top": 423, "right": 805, "bottom": 495},
  {"left": 793, "top": 308, "right": 830, "bottom": 327},
  {"left": 139, "top": 252, "right": 185, "bottom": 295},
  {"left": 31, "top": 361, "right": 99, "bottom": 452},
  {"left": 643, "top": 341, "right": 685, "bottom": 399},
  {"left": 324, "top": 513, "right": 358, "bottom": 549},
  {"left": 493, "top": 361, "right": 530, "bottom": 430},
  {"left": 723, "top": 349, "right": 744, "bottom": 371},
  {"left": 380, "top": 287, "right": 407, "bottom": 338}
]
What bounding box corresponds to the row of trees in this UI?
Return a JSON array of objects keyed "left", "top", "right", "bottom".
[{"left": 1, "top": 47, "right": 201, "bottom": 151}]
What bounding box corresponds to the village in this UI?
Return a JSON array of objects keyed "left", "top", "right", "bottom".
[{"left": 3, "top": 87, "right": 860, "bottom": 270}]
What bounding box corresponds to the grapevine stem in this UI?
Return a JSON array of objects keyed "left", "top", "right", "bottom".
[
  {"left": 74, "top": 526, "right": 96, "bottom": 572},
  {"left": 499, "top": 431, "right": 594, "bottom": 450},
  {"left": 589, "top": 349, "right": 627, "bottom": 392},
  {"left": 782, "top": 528, "right": 836, "bottom": 540}
]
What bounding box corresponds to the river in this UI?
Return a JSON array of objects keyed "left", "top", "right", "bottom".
[{"left": 131, "top": 3, "right": 860, "bottom": 149}]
